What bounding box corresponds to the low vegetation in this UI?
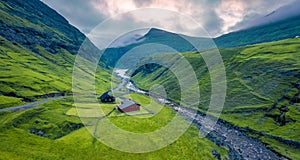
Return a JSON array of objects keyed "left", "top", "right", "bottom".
[
  {"left": 0, "top": 95, "right": 228, "bottom": 159},
  {"left": 0, "top": 35, "right": 111, "bottom": 107},
  {"left": 131, "top": 38, "right": 300, "bottom": 159}
]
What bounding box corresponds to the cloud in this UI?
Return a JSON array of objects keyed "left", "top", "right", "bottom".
[
  {"left": 132, "top": 0, "right": 154, "bottom": 7},
  {"left": 214, "top": 0, "right": 295, "bottom": 34},
  {"left": 243, "top": 0, "right": 300, "bottom": 28},
  {"left": 41, "top": 0, "right": 105, "bottom": 33},
  {"left": 215, "top": 0, "right": 247, "bottom": 34},
  {"left": 41, "top": 0, "right": 297, "bottom": 37}
]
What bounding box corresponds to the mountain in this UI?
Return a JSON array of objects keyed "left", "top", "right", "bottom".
[
  {"left": 0, "top": 0, "right": 110, "bottom": 105},
  {"left": 215, "top": 14, "right": 300, "bottom": 48},
  {"left": 245, "top": 0, "right": 300, "bottom": 29},
  {"left": 0, "top": 0, "right": 85, "bottom": 54},
  {"left": 0, "top": 0, "right": 102, "bottom": 63},
  {"left": 102, "top": 13, "right": 300, "bottom": 68},
  {"left": 0, "top": 1, "right": 229, "bottom": 159},
  {"left": 101, "top": 28, "right": 213, "bottom": 68}
]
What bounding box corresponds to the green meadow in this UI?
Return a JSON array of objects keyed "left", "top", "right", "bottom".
[
  {"left": 131, "top": 38, "right": 300, "bottom": 159},
  {"left": 0, "top": 95, "right": 228, "bottom": 159}
]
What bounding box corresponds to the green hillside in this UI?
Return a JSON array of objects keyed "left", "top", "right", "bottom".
[
  {"left": 215, "top": 15, "right": 300, "bottom": 48},
  {"left": 0, "top": 0, "right": 229, "bottom": 159},
  {"left": 0, "top": 0, "right": 85, "bottom": 54},
  {"left": 0, "top": 0, "right": 110, "bottom": 107},
  {"left": 131, "top": 38, "right": 300, "bottom": 159},
  {"left": 0, "top": 35, "right": 111, "bottom": 108},
  {"left": 1, "top": 0, "right": 299, "bottom": 159}
]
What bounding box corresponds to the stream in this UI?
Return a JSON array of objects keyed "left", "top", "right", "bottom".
[{"left": 114, "top": 69, "right": 288, "bottom": 160}]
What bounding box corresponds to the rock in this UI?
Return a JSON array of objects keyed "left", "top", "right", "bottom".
[
  {"left": 37, "top": 130, "right": 44, "bottom": 136},
  {"left": 212, "top": 150, "right": 221, "bottom": 160},
  {"left": 30, "top": 129, "right": 35, "bottom": 134}
]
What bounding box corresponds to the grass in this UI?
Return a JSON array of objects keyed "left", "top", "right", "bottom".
[
  {"left": 0, "top": 35, "right": 111, "bottom": 107},
  {"left": 0, "top": 96, "right": 228, "bottom": 159},
  {"left": 1, "top": 0, "right": 299, "bottom": 157},
  {"left": 0, "top": 95, "right": 24, "bottom": 109},
  {"left": 109, "top": 93, "right": 175, "bottom": 133},
  {"left": 260, "top": 136, "right": 300, "bottom": 160},
  {"left": 124, "top": 93, "right": 164, "bottom": 114},
  {"left": 131, "top": 38, "right": 300, "bottom": 159}
]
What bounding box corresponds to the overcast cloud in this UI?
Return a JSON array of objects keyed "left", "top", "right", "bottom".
[{"left": 42, "top": 0, "right": 298, "bottom": 37}]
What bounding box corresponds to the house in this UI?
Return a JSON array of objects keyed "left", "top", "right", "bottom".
[
  {"left": 117, "top": 100, "right": 140, "bottom": 113},
  {"left": 99, "top": 91, "right": 115, "bottom": 103}
]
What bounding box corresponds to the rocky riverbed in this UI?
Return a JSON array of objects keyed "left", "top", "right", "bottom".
[{"left": 115, "top": 69, "right": 288, "bottom": 160}]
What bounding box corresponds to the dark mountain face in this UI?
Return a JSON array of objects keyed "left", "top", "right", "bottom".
[
  {"left": 215, "top": 14, "right": 300, "bottom": 48},
  {"left": 102, "top": 13, "right": 300, "bottom": 68},
  {"left": 0, "top": 0, "right": 86, "bottom": 54},
  {"left": 101, "top": 28, "right": 214, "bottom": 68}
]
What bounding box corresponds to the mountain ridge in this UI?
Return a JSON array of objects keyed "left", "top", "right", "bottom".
[
  {"left": 0, "top": 0, "right": 95, "bottom": 55},
  {"left": 0, "top": 0, "right": 110, "bottom": 103},
  {"left": 101, "top": 13, "right": 300, "bottom": 68}
]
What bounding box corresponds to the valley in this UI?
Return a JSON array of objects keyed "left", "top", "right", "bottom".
[
  {"left": 114, "top": 69, "right": 288, "bottom": 159},
  {"left": 131, "top": 38, "right": 300, "bottom": 159},
  {"left": 0, "top": 0, "right": 300, "bottom": 159}
]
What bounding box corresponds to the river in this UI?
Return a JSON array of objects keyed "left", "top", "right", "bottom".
[{"left": 113, "top": 69, "right": 287, "bottom": 160}]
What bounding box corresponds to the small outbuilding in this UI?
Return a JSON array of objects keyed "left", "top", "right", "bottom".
[
  {"left": 99, "top": 91, "right": 115, "bottom": 103},
  {"left": 117, "top": 100, "right": 140, "bottom": 113}
]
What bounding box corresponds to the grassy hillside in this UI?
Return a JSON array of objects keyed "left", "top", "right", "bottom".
[
  {"left": 0, "top": 0, "right": 85, "bottom": 54},
  {"left": 0, "top": 1, "right": 228, "bottom": 159},
  {"left": 131, "top": 38, "right": 300, "bottom": 159},
  {"left": 0, "top": 0, "right": 111, "bottom": 107},
  {"left": 215, "top": 15, "right": 300, "bottom": 48},
  {"left": 0, "top": 35, "right": 111, "bottom": 108}
]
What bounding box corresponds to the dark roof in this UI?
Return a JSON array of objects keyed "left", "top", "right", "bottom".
[
  {"left": 100, "top": 91, "right": 113, "bottom": 100},
  {"left": 118, "top": 100, "right": 137, "bottom": 109}
]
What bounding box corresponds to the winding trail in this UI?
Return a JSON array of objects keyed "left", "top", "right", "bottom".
[
  {"left": 114, "top": 69, "right": 288, "bottom": 160},
  {"left": 0, "top": 96, "right": 69, "bottom": 112}
]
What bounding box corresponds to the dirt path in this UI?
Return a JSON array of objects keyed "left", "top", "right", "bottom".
[{"left": 0, "top": 96, "right": 69, "bottom": 112}]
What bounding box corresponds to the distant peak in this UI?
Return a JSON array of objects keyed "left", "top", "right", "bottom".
[
  {"left": 144, "top": 28, "right": 172, "bottom": 37},
  {"left": 148, "top": 28, "right": 165, "bottom": 32}
]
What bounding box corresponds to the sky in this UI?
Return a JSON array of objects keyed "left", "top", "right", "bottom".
[{"left": 41, "top": 0, "right": 299, "bottom": 41}]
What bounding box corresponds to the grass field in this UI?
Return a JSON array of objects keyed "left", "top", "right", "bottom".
[
  {"left": 131, "top": 38, "right": 300, "bottom": 159},
  {"left": 0, "top": 95, "right": 229, "bottom": 159}
]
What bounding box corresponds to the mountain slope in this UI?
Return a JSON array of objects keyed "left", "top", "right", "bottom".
[
  {"left": 101, "top": 28, "right": 214, "bottom": 68},
  {"left": 131, "top": 38, "right": 300, "bottom": 159},
  {"left": 0, "top": 2, "right": 230, "bottom": 160},
  {"left": 215, "top": 15, "right": 300, "bottom": 48},
  {"left": 0, "top": 0, "right": 86, "bottom": 54},
  {"left": 0, "top": 0, "right": 111, "bottom": 107},
  {"left": 102, "top": 14, "right": 300, "bottom": 69}
]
